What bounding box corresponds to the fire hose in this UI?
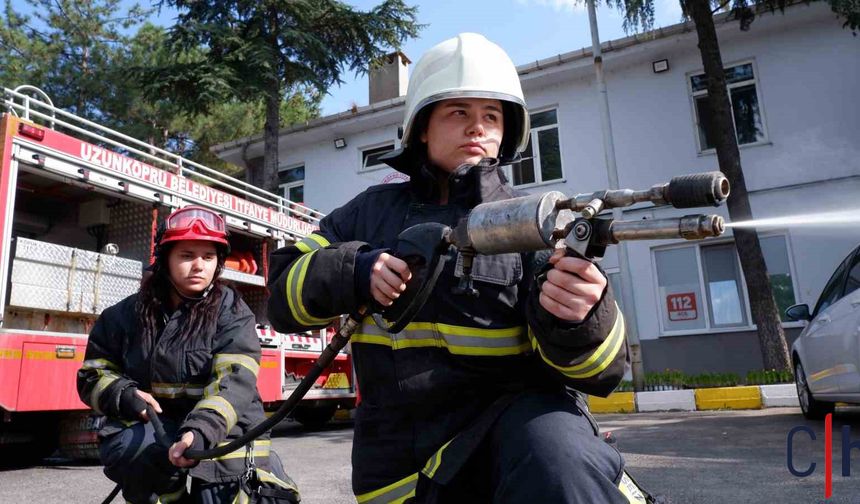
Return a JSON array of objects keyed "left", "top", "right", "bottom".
[{"left": 101, "top": 170, "right": 729, "bottom": 502}]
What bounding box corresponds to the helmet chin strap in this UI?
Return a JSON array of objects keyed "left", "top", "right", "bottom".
[{"left": 168, "top": 278, "right": 215, "bottom": 302}]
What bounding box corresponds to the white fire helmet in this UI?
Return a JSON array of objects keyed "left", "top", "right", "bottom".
[{"left": 399, "top": 33, "right": 530, "bottom": 162}]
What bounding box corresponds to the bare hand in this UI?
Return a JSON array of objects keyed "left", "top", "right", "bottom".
[
  {"left": 136, "top": 390, "right": 162, "bottom": 422},
  {"left": 539, "top": 248, "right": 607, "bottom": 322},
  {"left": 370, "top": 253, "right": 412, "bottom": 307},
  {"left": 168, "top": 431, "right": 197, "bottom": 468}
]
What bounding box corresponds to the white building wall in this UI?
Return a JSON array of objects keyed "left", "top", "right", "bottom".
[{"left": 285, "top": 123, "right": 402, "bottom": 214}]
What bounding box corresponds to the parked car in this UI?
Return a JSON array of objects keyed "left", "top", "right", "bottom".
[{"left": 787, "top": 243, "right": 860, "bottom": 419}]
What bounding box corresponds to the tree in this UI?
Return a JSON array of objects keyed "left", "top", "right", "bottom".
[
  {"left": 141, "top": 0, "right": 422, "bottom": 193},
  {"left": 119, "top": 24, "right": 321, "bottom": 174},
  {"left": 0, "top": 0, "right": 150, "bottom": 120},
  {"left": 605, "top": 0, "right": 859, "bottom": 371},
  {"left": 0, "top": 3, "right": 318, "bottom": 176}
]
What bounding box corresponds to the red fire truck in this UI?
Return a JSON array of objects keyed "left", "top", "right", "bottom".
[{"left": 0, "top": 86, "right": 355, "bottom": 462}]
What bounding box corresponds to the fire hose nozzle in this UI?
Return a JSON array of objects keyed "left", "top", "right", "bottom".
[{"left": 606, "top": 214, "right": 725, "bottom": 242}]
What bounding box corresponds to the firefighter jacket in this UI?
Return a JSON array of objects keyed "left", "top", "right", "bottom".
[
  {"left": 77, "top": 284, "right": 273, "bottom": 483},
  {"left": 267, "top": 159, "right": 628, "bottom": 501}
]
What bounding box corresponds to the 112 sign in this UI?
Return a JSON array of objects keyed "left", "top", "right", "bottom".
[{"left": 667, "top": 292, "right": 698, "bottom": 321}]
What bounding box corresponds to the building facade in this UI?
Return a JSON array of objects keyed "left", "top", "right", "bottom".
[{"left": 214, "top": 3, "right": 860, "bottom": 376}]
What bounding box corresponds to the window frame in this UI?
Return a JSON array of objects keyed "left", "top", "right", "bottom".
[
  {"left": 503, "top": 106, "right": 566, "bottom": 189},
  {"left": 277, "top": 162, "right": 305, "bottom": 205},
  {"left": 359, "top": 142, "right": 395, "bottom": 173},
  {"left": 650, "top": 231, "right": 802, "bottom": 337},
  {"left": 687, "top": 59, "right": 770, "bottom": 155}
]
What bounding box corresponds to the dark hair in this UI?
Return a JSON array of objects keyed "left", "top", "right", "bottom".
[{"left": 136, "top": 241, "right": 235, "bottom": 349}]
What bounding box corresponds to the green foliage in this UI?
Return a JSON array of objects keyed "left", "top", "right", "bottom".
[
  {"left": 625, "top": 368, "right": 793, "bottom": 391},
  {"left": 600, "top": 0, "right": 859, "bottom": 34},
  {"left": 616, "top": 380, "right": 635, "bottom": 392},
  {"left": 142, "top": 0, "right": 423, "bottom": 115},
  {"left": 745, "top": 368, "right": 794, "bottom": 385},
  {"left": 643, "top": 369, "right": 687, "bottom": 390},
  {"left": 685, "top": 372, "right": 740, "bottom": 388},
  {"left": 0, "top": 0, "right": 151, "bottom": 119},
  {"left": 136, "top": 0, "right": 422, "bottom": 191}
]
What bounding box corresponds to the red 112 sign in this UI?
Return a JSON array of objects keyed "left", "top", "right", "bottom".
[{"left": 667, "top": 292, "right": 698, "bottom": 321}]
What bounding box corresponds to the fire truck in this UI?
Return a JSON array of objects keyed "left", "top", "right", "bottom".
[{"left": 0, "top": 86, "right": 355, "bottom": 462}]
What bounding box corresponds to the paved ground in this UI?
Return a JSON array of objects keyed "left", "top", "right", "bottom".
[
  {"left": 1, "top": 407, "right": 859, "bottom": 503},
  {"left": 603, "top": 407, "right": 860, "bottom": 504}
]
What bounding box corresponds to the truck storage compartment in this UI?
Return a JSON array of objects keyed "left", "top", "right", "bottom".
[{"left": 8, "top": 237, "right": 141, "bottom": 315}]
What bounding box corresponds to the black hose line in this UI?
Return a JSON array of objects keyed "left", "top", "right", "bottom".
[{"left": 100, "top": 310, "right": 363, "bottom": 503}]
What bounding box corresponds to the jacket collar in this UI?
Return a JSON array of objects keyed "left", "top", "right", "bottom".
[{"left": 406, "top": 157, "right": 516, "bottom": 207}]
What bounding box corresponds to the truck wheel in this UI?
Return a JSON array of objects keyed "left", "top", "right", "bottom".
[
  {"left": 292, "top": 405, "right": 337, "bottom": 429},
  {"left": 0, "top": 415, "right": 58, "bottom": 467},
  {"left": 57, "top": 412, "right": 103, "bottom": 461}
]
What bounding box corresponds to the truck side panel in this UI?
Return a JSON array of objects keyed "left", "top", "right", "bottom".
[{"left": 0, "top": 332, "right": 24, "bottom": 411}]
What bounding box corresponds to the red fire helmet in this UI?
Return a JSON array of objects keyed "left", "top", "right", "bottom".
[{"left": 159, "top": 206, "right": 229, "bottom": 248}]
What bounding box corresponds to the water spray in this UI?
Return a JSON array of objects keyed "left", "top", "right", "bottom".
[{"left": 726, "top": 209, "right": 860, "bottom": 229}]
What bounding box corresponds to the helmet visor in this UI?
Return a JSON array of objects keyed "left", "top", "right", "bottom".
[{"left": 166, "top": 207, "right": 226, "bottom": 233}]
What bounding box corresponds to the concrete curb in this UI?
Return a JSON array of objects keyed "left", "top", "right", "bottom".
[
  {"left": 589, "top": 392, "right": 635, "bottom": 413},
  {"left": 760, "top": 383, "right": 800, "bottom": 407},
  {"left": 587, "top": 383, "right": 797, "bottom": 413},
  {"left": 635, "top": 390, "right": 696, "bottom": 412},
  {"left": 695, "top": 386, "right": 761, "bottom": 410}
]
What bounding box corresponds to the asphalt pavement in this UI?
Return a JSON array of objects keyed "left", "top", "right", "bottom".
[{"left": 1, "top": 407, "right": 859, "bottom": 503}]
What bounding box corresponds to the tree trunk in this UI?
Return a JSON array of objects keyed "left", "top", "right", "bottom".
[
  {"left": 686, "top": 0, "right": 790, "bottom": 371},
  {"left": 261, "top": 77, "right": 281, "bottom": 195},
  {"left": 260, "top": 8, "right": 281, "bottom": 196}
]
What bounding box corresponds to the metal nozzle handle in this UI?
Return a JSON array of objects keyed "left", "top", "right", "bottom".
[{"left": 666, "top": 171, "right": 730, "bottom": 208}]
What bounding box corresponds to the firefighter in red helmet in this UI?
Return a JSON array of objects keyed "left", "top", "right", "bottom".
[{"left": 78, "top": 206, "right": 298, "bottom": 503}]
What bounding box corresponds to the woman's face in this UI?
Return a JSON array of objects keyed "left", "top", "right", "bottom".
[
  {"left": 167, "top": 240, "right": 219, "bottom": 297},
  {"left": 419, "top": 98, "right": 504, "bottom": 173}
]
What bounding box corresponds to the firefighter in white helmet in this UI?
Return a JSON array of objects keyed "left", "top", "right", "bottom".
[{"left": 268, "top": 33, "right": 650, "bottom": 503}]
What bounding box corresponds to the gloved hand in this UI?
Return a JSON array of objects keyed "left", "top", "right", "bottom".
[
  {"left": 118, "top": 386, "right": 147, "bottom": 421},
  {"left": 118, "top": 387, "right": 162, "bottom": 421}
]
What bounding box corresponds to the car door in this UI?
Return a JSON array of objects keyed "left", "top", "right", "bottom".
[
  {"left": 834, "top": 248, "right": 860, "bottom": 394},
  {"left": 802, "top": 253, "right": 852, "bottom": 395}
]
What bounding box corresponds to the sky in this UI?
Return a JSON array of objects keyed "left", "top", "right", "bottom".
[{"left": 317, "top": 0, "right": 685, "bottom": 116}]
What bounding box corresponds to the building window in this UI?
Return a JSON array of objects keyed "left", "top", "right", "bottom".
[
  {"left": 655, "top": 246, "right": 708, "bottom": 332},
  {"left": 606, "top": 269, "right": 625, "bottom": 314},
  {"left": 653, "top": 234, "right": 797, "bottom": 333},
  {"left": 361, "top": 143, "right": 394, "bottom": 172},
  {"left": 278, "top": 164, "right": 304, "bottom": 204},
  {"left": 509, "top": 109, "right": 563, "bottom": 187},
  {"left": 690, "top": 62, "right": 767, "bottom": 152},
  {"left": 701, "top": 243, "right": 748, "bottom": 327},
  {"left": 760, "top": 235, "right": 799, "bottom": 321}
]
